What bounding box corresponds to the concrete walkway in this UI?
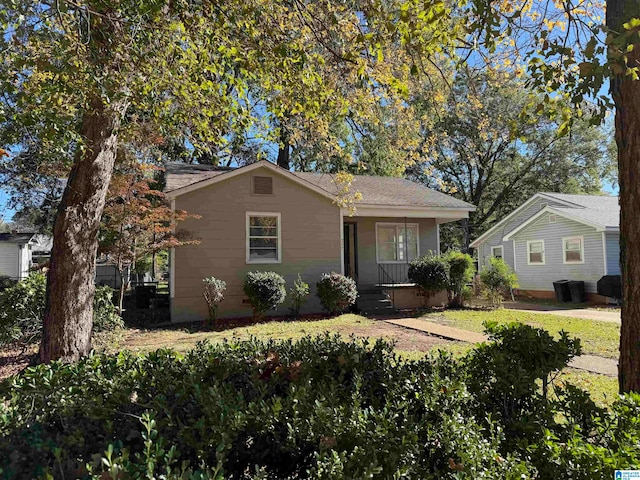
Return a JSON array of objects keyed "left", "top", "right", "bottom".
[
  {"left": 503, "top": 301, "right": 621, "bottom": 324},
  {"left": 386, "top": 318, "right": 618, "bottom": 377}
]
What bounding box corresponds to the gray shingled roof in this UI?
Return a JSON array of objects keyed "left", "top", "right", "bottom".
[
  {"left": 164, "top": 162, "right": 474, "bottom": 210},
  {"left": 0, "top": 233, "right": 36, "bottom": 244},
  {"left": 542, "top": 193, "right": 619, "bottom": 229},
  {"left": 292, "top": 172, "right": 474, "bottom": 209},
  {"left": 165, "top": 163, "right": 229, "bottom": 192}
]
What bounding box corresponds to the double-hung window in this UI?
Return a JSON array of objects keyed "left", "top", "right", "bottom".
[
  {"left": 527, "top": 240, "right": 545, "bottom": 265},
  {"left": 246, "top": 213, "right": 281, "bottom": 263},
  {"left": 563, "top": 236, "right": 584, "bottom": 264},
  {"left": 376, "top": 223, "right": 419, "bottom": 263}
]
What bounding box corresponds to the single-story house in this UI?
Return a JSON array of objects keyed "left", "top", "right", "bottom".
[
  {"left": 165, "top": 160, "right": 475, "bottom": 321},
  {"left": 470, "top": 193, "right": 620, "bottom": 301},
  {"left": 0, "top": 232, "right": 52, "bottom": 281}
]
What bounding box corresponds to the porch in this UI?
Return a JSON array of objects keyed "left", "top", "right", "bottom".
[{"left": 340, "top": 214, "right": 455, "bottom": 312}]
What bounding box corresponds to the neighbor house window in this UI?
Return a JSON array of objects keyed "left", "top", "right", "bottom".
[
  {"left": 527, "top": 240, "right": 545, "bottom": 265},
  {"left": 246, "top": 212, "right": 281, "bottom": 263},
  {"left": 376, "top": 223, "right": 419, "bottom": 263},
  {"left": 563, "top": 236, "right": 584, "bottom": 264},
  {"left": 491, "top": 246, "right": 503, "bottom": 259}
]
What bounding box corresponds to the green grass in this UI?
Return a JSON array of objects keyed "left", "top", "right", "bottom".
[
  {"left": 422, "top": 309, "right": 620, "bottom": 359},
  {"left": 123, "top": 314, "right": 378, "bottom": 353},
  {"left": 513, "top": 297, "right": 621, "bottom": 312},
  {"left": 554, "top": 369, "right": 619, "bottom": 407}
]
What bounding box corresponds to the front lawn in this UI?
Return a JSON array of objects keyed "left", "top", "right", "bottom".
[
  {"left": 120, "top": 314, "right": 455, "bottom": 355},
  {"left": 422, "top": 309, "right": 620, "bottom": 359}
]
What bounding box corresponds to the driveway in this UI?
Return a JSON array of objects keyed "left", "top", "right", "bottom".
[{"left": 503, "top": 301, "right": 621, "bottom": 324}]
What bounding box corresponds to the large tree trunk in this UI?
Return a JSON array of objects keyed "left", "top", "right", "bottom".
[
  {"left": 608, "top": 0, "right": 640, "bottom": 392},
  {"left": 39, "top": 98, "right": 127, "bottom": 363}
]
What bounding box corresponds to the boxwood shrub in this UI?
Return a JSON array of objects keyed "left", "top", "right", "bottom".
[
  {"left": 243, "top": 271, "right": 287, "bottom": 318},
  {"left": 316, "top": 272, "right": 358, "bottom": 315}
]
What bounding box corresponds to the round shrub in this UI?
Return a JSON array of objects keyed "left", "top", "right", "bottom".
[
  {"left": 243, "top": 271, "right": 286, "bottom": 318},
  {"left": 316, "top": 272, "right": 357, "bottom": 314},
  {"left": 408, "top": 253, "right": 449, "bottom": 299}
]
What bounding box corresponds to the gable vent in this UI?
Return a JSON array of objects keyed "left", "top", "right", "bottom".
[
  {"left": 253, "top": 176, "right": 273, "bottom": 195},
  {"left": 549, "top": 214, "right": 557, "bottom": 223}
]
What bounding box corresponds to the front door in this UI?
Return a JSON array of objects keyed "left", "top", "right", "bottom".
[{"left": 343, "top": 223, "right": 358, "bottom": 282}]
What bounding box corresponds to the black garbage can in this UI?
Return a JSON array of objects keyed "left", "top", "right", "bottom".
[
  {"left": 568, "top": 280, "right": 586, "bottom": 303},
  {"left": 135, "top": 285, "right": 157, "bottom": 309},
  {"left": 553, "top": 280, "right": 571, "bottom": 302}
]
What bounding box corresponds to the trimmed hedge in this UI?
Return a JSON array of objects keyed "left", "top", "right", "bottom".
[{"left": 1, "top": 327, "right": 639, "bottom": 478}]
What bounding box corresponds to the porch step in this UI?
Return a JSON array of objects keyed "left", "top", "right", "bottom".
[{"left": 357, "top": 288, "right": 395, "bottom": 315}]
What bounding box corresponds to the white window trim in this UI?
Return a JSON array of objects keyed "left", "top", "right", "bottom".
[
  {"left": 562, "top": 235, "right": 585, "bottom": 265},
  {"left": 246, "top": 212, "right": 282, "bottom": 264},
  {"left": 491, "top": 245, "right": 504, "bottom": 258},
  {"left": 526, "top": 240, "right": 546, "bottom": 265},
  {"left": 375, "top": 222, "right": 420, "bottom": 264}
]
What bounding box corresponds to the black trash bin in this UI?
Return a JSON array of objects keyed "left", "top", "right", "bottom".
[
  {"left": 553, "top": 280, "right": 571, "bottom": 302},
  {"left": 568, "top": 280, "right": 586, "bottom": 303},
  {"left": 135, "top": 285, "right": 157, "bottom": 309}
]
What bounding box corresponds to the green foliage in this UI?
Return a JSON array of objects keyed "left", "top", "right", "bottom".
[
  {"left": 0, "top": 335, "right": 532, "bottom": 479},
  {"left": 202, "top": 277, "right": 227, "bottom": 325},
  {"left": 288, "top": 274, "right": 310, "bottom": 318},
  {"left": 443, "top": 250, "right": 475, "bottom": 307},
  {"left": 479, "top": 257, "right": 519, "bottom": 307},
  {"left": 93, "top": 286, "right": 125, "bottom": 333},
  {"left": 408, "top": 253, "right": 449, "bottom": 299},
  {"left": 2, "top": 327, "right": 640, "bottom": 478},
  {"left": 0, "top": 274, "right": 123, "bottom": 347},
  {"left": 464, "top": 322, "right": 582, "bottom": 434},
  {"left": 316, "top": 272, "right": 358, "bottom": 315},
  {"left": 243, "top": 271, "right": 286, "bottom": 318},
  {"left": 0, "top": 273, "right": 46, "bottom": 346}
]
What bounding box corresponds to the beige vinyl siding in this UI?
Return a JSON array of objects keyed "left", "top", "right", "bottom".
[
  {"left": 478, "top": 198, "right": 568, "bottom": 272},
  {"left": 511, "top": 214, "right": 605, "bottom": 293},
  {"left": 172, "top": 166, "right": 341, "bottom": 321},
  {"left": 605, "top": 232, "right": 621, "bottom": 276},
  {"left": 348, "top": 217, "right": 439, "bottom": 286},
  {"left": 0, "top": 243, "right": 18, "bottom": 279}
]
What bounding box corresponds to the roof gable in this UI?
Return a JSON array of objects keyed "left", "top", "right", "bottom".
[
  {"left": 470, "top": 192, "right": 619, "bottom": 248},
  {"left": 165, "top": 161, "right": 337, "bottom": 203}
]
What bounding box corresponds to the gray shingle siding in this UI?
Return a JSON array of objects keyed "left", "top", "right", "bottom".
[
  {"left": 605, "top": 232, "right": 621, "bottom": 276},
  {"left": 478, "top": 199, "right": 566, "bottom": 271},
  {"left": 511, "top": 214, "right": 605, "bottom": 293}
]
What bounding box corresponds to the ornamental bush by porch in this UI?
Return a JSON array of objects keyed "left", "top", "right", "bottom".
[
  {"left": 316, "top": 272, "right": 357, "bottom": 314},
  {"left": 408, "top": 253, "right": 449, "bottom": 299},
  {"left": 243, "top": 271, "right": 286, "bottom": 318}
]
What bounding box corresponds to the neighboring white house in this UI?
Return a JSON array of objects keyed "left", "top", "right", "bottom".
[
  {"left": 0, "top": 233, "right": 52, "bottom": 280},
  {"left": 470, "top": 193, "right": 620, "bottom": 300}
]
